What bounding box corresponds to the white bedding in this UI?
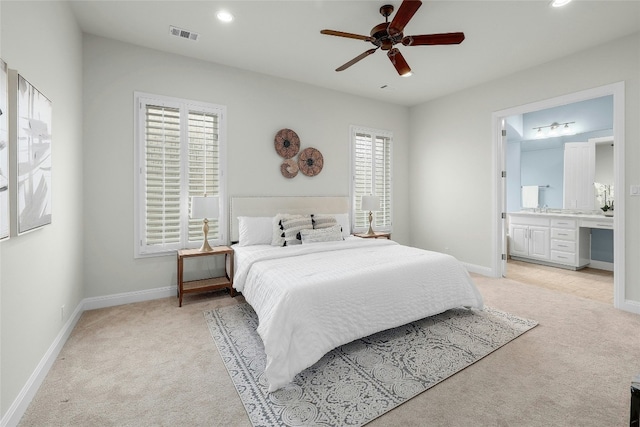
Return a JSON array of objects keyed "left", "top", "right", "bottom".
[{"left": 233, "top": 237, "right": 484, "bottom": 392}]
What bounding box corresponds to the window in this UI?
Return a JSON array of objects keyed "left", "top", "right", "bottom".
[
  {"left": 350, "top": 126, "right": 392, "bottom": 232},
  {"left": 134, "top": 92, "right": 227, "bottom": 257}
]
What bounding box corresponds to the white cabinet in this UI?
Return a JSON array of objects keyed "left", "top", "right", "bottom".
[
  {"left": 509, "top": 215, "right": 550, "bottom": 261},
  {"left": 550, "top": 218, "right": 578, "bottom": 266},
  {"left": 563, "top": 142, "right": 595, "bottom": 210},
  {"left": 509, "top": 213, "right": 592, "bottom": 269}
]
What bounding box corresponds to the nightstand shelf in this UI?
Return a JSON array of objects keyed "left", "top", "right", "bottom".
[
  {"left": 353, "top": 232, "right": 391, "bottom": 239},
  {"left": 177, "top": 246, "right": 234, "bottom": 307}
]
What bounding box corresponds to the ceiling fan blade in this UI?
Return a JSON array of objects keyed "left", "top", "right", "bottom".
[
  {"left": 402, "top": 32, "right": 465, "bottom": 46},
  {"left": 336, "top": 48, "right": 378, "bottom": 71},
  {"left": 321, "top": 29, "right": 373, "bottom": 42},
  {"left": 387, "top": 48, "right": 412, "bottom": 77},
  {"left": 388, "top": 0, "right": 422, "bottom": 36}
]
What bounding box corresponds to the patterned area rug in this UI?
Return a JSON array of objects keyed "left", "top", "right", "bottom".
[{"left": 204, "top": 303, "right": 537, "bottom": 427}]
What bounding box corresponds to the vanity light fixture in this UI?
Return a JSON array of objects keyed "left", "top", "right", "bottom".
[
  {"left": 532, "top": 121, "right": 575, "bottom": 138},
  {"left": 216, "top": 10, "right": 234, "bottom": 23},
  {"left": 550, "top": 0, "right": 572, "bottom": 7}
]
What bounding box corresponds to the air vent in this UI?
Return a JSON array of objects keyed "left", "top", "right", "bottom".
[{"left": 169, "top": 25, "right": 199, "bottom": 42}]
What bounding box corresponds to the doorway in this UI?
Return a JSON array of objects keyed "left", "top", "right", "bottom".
[{"left": 492, "top": 82, "right": 626, "bottom": 310}]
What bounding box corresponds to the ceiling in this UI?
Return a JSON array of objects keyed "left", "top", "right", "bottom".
[{"left": 68, "top": 0, "right": 640, "bottom": 107}]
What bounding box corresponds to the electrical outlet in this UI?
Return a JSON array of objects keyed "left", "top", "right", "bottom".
[
  {"left": 61, "top": 305, "right": 65, "bottom": 321},
  {"left": 630, "top": 185, "right": 640, "bottom": 196}
]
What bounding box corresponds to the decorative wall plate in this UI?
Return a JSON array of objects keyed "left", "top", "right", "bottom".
[
  {"left": 280, "top": 158, "right": 299, "bottom": 179},
  {"left": 298, "top": 147, "right": 324, "bottom": 177},
  {"left": 274, "top": 128, "right": 300, "bottom": 159}
]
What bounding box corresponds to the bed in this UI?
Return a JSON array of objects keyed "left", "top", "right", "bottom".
[{"left": 230, "top": 196, "right": 484, "bottom": 392}]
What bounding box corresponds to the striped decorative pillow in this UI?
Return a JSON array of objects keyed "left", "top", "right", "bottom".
[
  {"left": 271, "top": 214, "right": 287, "bottom": 246},
  {"left": 312, "top": 214, "right": 338, "bottom": 230},
  {"left": 278, "top": 214, "right": 313, "bottom": 246},
  {"left": 300, "top": 225, "right": 344, "bottom": 244}
]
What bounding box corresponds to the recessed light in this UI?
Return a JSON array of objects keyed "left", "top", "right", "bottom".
[
  {"left": 216, "top": 10, "right": 234, "bottom": 23},
  {"left": 550, "top": 0, "right": 571, "bottom": 7}
]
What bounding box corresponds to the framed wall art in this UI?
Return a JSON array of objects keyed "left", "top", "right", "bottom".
[
  {"left": 0, "top": 59, "right": 8, "bottom": 241},
  {"left": 15, "top": 73, "right": 52, "bottom": 234}
]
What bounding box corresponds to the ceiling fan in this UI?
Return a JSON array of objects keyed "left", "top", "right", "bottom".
[{"left": 320, "top": 0, "right": 464, "bottom": 77}]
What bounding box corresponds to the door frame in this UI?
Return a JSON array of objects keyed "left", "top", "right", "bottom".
[{"left": 491, "top": 82, "right": 629, "bottom": 312}]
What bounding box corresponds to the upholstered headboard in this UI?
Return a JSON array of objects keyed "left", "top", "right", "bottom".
[{"left": 229, "top": 196, "right": 350, "bottom": 243}]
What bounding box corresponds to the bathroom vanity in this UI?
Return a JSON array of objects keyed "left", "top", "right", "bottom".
[{"left": 508, "top": 211, "right": 613, "bottom": 269}]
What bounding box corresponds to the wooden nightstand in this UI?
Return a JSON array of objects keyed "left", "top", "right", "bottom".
[
  {"left": 177, "top": 246, "right": 235, "bottom": 307},
  {"left": 353, "top": 232, "right": 391, "bottom": 239}
]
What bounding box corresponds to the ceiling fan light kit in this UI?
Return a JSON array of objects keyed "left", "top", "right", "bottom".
[
  {"left": 320, "top": 0, "right": 464, "bottom": 76},
  {"left": 388, "top": 48, "right": 412, "bottom": 77}
]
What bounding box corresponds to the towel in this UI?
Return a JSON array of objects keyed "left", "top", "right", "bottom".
[{"left": 522, "top": 186, "right": 539, "bottom": 208}]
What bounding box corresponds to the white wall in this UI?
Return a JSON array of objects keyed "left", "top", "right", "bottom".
[
  {"left": 409, "top": 32, "right": 640, "bottom": 301},
  {"left": 0, "top": 1, "right": 84, "bottom": 419},
  {"left": 82, "top": 34, "right": 410, "bottom": 299}
]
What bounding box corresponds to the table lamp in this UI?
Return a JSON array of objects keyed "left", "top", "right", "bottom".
[
  {"left": 190, "top": 195, "right": 219, "bottom": 252},
  {"left": 361, "top": 195, "right": 380, "bottom": 236}
]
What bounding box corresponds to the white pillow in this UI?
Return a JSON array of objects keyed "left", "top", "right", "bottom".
[
  {"left": 300, "top": 225, "right": 344, "bottom": 244},
  {"left": 237, "top": 216, "right": 273, "bottom": 246}
]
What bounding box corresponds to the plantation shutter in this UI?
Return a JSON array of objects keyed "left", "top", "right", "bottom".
[
  {"left": 352, "top": 128, "right": 392, "bottom": 231},
  {"left": 136, "top": 92, "right": 227, "bottom": 257},
  {"left": 187, "top": 110, "right": 220, "bottom": 242},
  {"left": 354, "top": 133, "right": 374, "bottom": 229},
  {"left": 144, "top": 105, "right": 182, "bottom": 247},
  {"left": 374, "top": 135, "right": 392, "bottom": 228}
]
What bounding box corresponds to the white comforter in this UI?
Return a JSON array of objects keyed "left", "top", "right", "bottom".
[{"left": 233, "top": 237, "right": 484, "bottom": 392}]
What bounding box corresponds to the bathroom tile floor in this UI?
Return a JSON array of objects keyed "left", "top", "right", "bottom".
[{"left": 506, "top": 259, "right": 614, "bottom": 305}]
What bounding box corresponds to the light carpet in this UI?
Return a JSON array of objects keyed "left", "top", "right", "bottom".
[{"left": 205, "top": 303, "right": 537, "bottom": 427}]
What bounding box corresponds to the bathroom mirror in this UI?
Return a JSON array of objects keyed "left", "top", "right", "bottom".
[{"left": 505, "top": 95, "right": 613, "bottom": 212}]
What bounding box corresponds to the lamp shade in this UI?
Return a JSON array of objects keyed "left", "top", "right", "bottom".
[
  {"left": 361, "top": 195, "right": 380, "bottom": 212},
  {"left": 190, "top": 196, "right": 219, "bottom": 219}
]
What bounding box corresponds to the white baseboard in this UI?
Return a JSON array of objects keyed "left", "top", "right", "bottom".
[
  {"left": 83, "top": 285, "right": 176, "bottom": 311},
  {"left": 463, "top": 262, "right": 494, "bottom": 277},
  {"left": 618, "top": 298, "right": 640, "bottom": 315},
  {"left": 1, "top": 302, "right": 83, "bottom": 427},
  {"left": 587, "top": 260, "right": 614, "bottom": 272},
  {"left": 1, "top": 285, "right": 177, "bottom": 427}
]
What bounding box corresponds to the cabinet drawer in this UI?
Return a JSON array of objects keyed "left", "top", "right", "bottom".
[
  {"left": 581, "top": 219, "right": 613, "bottom": 230},
  {"left": 509, "top": 215, "right": 550, "bottom": 227},
  {"left": 551, "top": 250, "right": 576, "bottom": 265},
  {"left": 551, "top": 239, "right": 575, "bottom": 253},
  {"left": 551, "top": 218, "right": 576, "bottom": 229},
  {"left": 551, "top": 228, "right": 576, "bottom": 241}
]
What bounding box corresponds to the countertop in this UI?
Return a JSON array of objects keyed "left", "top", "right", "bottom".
[{"left": 509, "top": 210, "right": 614, "bottom": 221}]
